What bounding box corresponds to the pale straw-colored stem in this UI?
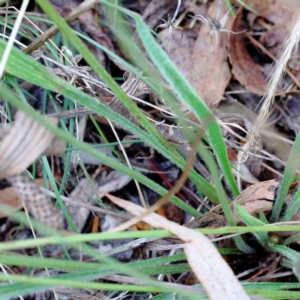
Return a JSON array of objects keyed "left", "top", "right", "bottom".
[{"left": 240, "top": 9, "right": 300, "bottom": 163}]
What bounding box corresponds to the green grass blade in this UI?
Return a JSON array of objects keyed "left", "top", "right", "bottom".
[
  {"left": 0, "top": 253, "right": 189, "bottom": 275},
  {"left": 283, "top": 234, "right": 300, "bottom": 246},
  {"left": 235, "top": 204, "right": 300, "bottom": 266},
  {"left": 234, "top": 0, "right": 258, "bottom": 15},
  {"left": 0, "top": 204, "right": 201, "bottom": 300},
  {"left": 0, "top": 273, "right": 199, "bottom": 300},
  {"left": 234, "top": 204, "right": 269, "bottom": 249},
  {"left": 133, "top": 16, "right": 239, "bottom": 197},
  {"left": 0, "top": 85, "right": 199, "bottom": 217},
  {"left": 0, "top": 43, "right": 217, "bottom": 205},
  {"left": 197, "top": 143, "right": 251, "bottom": 252},
  {"left": 41, "top": 156, "right": 78, "bottom": 232},
  {"left": 33, "top": 1, "right": 177, "bottom": 164},
  {"left": 271, "top": 131, "right": 300, "bottom": 222},
  {"left": 268, "top": 244, "right": 299, "bottom": 263},
  {"left": 33, "top": 0, "right": 220, "bottom": 205}
]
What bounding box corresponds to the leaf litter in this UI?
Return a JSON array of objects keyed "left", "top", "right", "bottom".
[{"left": 3, "top": 0, "right": 300, "bottom": 299}]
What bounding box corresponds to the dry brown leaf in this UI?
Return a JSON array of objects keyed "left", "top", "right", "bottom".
[
  {"left": 228, "top": 6, "right": 268, "bottom": 95},
  {"left": 106, "top": 194, "right": 250, "bottom": 300},
  {"left": 143, "top": 0, "right": 176, "bottom": 29},
  {"left": 135, "top": 222, "right": 152, "bottom": 231},
  {"left": 258, "top": 0, "right": 300, "bottom": 56},
  {"left": 0, "top": 111, "right": 60, "bottom": 179},
  {"left": 186, "top": 179, "right": 279, "bottom": 229},
  {"left": 159, "top": 29, "right": 194, "bottom": 79},
  {"left": 188, "top": 0, "right": 232, "bottom": 109}
]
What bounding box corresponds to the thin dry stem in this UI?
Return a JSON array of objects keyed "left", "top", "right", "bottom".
[{"left": 240, "top": 9, "right": 300, "bottom": 163}]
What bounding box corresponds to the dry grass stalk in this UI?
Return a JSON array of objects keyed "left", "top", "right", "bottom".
[{"left": 240, "top": 9, "right": 300, "bottom": 163}]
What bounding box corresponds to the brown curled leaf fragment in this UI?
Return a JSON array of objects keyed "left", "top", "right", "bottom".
[
  {"left": 228, "top": 6, "right": 268, "bottom": 95},
  {"left": 186, "top": 179, "right": 280, "bottom": 229}
]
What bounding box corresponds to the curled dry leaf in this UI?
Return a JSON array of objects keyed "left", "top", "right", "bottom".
[
  {"left": 106, "top": 194, "right": 250, "bottom": 300},
  {"left": 188, "top": 0, "right": 232, "bottom": 109},
  {"left": 228, "top": 6, "right": 268, "bottom": 95},
  {"left": 186, "top": 179, "right": 279, "bottom": 230},
  {"left": 0, "top": 111, "right": 65, "bottom": 179}
]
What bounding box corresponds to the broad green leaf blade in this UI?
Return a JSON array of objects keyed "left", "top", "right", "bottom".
[{"left": 134, "top": 16, "right": 239, "bottom": 197}]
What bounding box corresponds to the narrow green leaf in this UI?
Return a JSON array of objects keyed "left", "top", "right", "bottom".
[
  {"left": 282, "top": 188, "right": 300, "bottom": 222},
  {"left": 235, "top": 205, "right": 300, "bottom": 269},
  {"left": 0, "top": 41, "right": 217, "bottom": 206},
  {"left": 284, "top": 234, "right": 300, "bottom": 246},
  {"left": 269, "top": 244, "right": 299, "bottom": 263},
  {"left": 134, "top": 16, "right": 239, "bottom": 197},
  {"left": 234, "top": 204, "right": 269, "bottom": 249},
  {"left": 0, "top": 273, "right": 200, "bottom": 300},
  {"left": 197, "top": 144, "right": 251, "bottom": 252},
  {"left": 34, "top": 0, "right": 218, "bottom": 204},
  {"left": 41, "top": 156, "right": 77, "bottom": 232},
  {"left": 0, "top": 252, "right": 189, "bottom": 275},
  {"left": 235, "top": 0, "right": 258, "bottom": 15},
  {"left": 271, "top": 131, "right": 300, "bottom": 222},
  {"left": 0, "top": 85, "right": 199, "bottom": 217}
]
